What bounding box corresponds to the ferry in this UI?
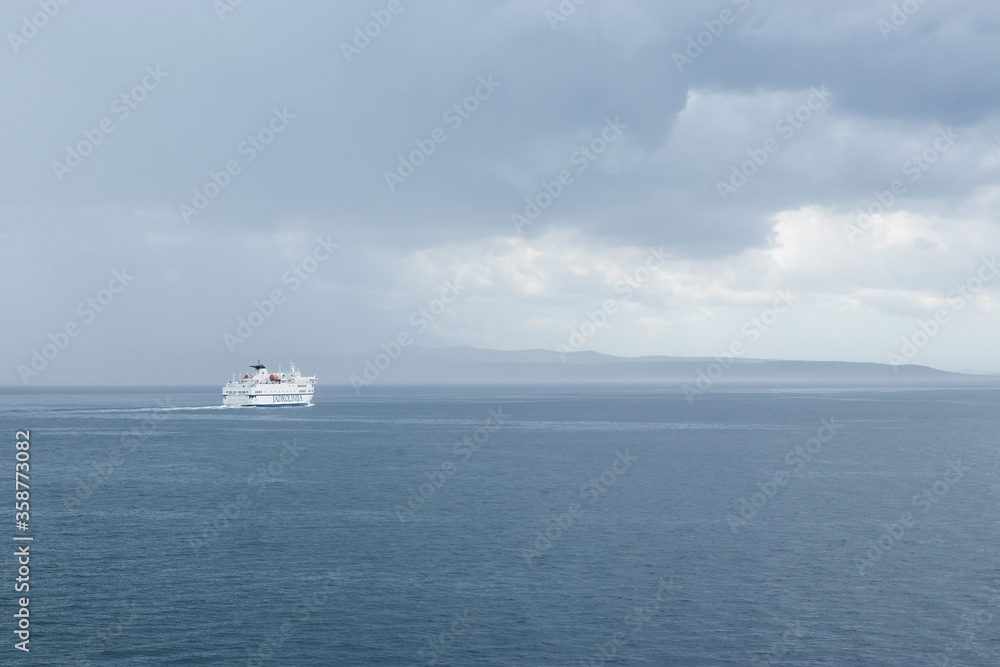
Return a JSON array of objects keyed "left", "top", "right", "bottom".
[{"left": 223, "top": 361, "right": 316, "bottom": 407}]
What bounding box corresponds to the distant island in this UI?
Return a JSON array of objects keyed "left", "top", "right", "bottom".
[{"left": 334, "top": 346, "right": 997, "bottom": 388}]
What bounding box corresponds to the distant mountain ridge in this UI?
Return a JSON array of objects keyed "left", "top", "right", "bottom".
[{"left": 339, "top": 345, "right": 994, "bottom": 386}]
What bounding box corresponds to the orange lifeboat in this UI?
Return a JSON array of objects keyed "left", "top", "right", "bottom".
[{"left": 269, "top": 374, "right": 279, "bottom": 382}]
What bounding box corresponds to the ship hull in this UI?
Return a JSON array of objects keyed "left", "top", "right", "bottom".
[{"left": 222, "top": 392, "right": 314, "bottom": 407}]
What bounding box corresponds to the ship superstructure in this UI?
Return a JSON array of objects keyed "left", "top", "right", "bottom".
[{"left": 223, "top": 361, "right": 316, "bottom": 407}]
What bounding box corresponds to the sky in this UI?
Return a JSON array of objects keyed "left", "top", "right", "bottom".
[{"left": 2, "top": 0, "right": 999, "bottom": 386}]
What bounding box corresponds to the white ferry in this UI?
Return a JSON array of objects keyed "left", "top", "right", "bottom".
[{"left": 223, "top": 361, "right": 316, "bottom": 407}]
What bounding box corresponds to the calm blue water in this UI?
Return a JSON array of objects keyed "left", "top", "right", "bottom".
[{"left": 2, "top": 384, "right": 999, "bottom": 665}]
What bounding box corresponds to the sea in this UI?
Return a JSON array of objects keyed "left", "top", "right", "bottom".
[{"left": 2, "top": 383, "right": 999, "bottom": 665}]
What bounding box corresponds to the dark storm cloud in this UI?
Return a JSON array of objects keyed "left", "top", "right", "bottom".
[{"left": 2, "top": 0, "right": 999, "bottom": 383}]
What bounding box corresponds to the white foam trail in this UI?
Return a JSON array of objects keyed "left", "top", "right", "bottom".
[
  {"left": 52, "top": 403, "right": 317, "bottom": 415},
  {"left": 57, "top": 405, "right": 233, "bottom": 414}
]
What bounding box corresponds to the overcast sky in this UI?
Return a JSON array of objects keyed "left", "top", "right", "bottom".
[{"left": 3, "top": 0, "right": 999, "bottom": 386}]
